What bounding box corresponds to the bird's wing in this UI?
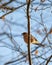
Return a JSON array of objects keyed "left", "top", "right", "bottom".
[
  {"left": 30, "top": 34, "right": 40, "bottom": 44},
  {"left": 31, "top": 35, "right": 37, "bottom": 42}
]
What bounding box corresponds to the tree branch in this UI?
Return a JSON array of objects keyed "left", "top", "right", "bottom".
[
  {"left": 46, "top": 55, "right": 52, "bottom": 65},
  {"left": 27, "top": 0, "right": 32, "bottom": 65}
]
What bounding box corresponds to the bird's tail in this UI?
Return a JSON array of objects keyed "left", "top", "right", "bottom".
[{"left": 33, "top": 43, "right": 45, "bottom": 47}]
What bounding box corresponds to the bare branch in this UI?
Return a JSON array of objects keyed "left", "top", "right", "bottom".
[{"left": 46, "top": 55, "right": 52, "bottom": 65}]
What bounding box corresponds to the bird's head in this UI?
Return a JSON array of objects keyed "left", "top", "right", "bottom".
[{"left": 22, "top": 32, "right": 27, "bottom": 35}]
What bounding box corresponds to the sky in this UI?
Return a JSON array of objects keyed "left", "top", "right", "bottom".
[{"left": 0, "top": 0, "right": 52, "bottom": 65}]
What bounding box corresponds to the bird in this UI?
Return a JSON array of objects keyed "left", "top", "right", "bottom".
[{"left": 22, "top": 32, "right": 44, "bottom": 47}]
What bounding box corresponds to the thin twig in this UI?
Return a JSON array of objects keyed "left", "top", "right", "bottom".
[{"left": 46, "top": 55, "right": 52, "bottom": 65}]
